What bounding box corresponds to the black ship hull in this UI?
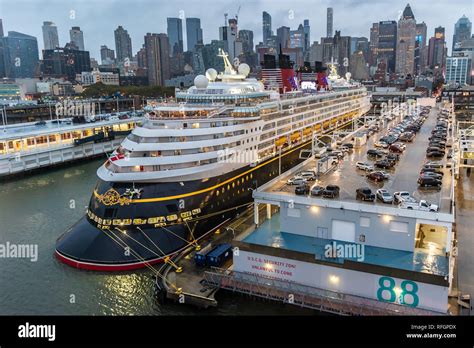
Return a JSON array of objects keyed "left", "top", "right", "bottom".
[{"left": 55, "top": 140, "right": 313, "bottom": 271}]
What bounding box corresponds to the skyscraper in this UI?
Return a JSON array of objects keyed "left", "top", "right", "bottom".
[
  {"left": 395, "top": 4, "right": 416, "bottom": 76},
  {"left": 167, "top": 18, "right": 183, "bottom": 56},
  {"left": 219, "top": 19, "right": 238, "bottom": 60},
  {"left": 239, "top": 30, "right": 254, "bottom": 54},
  {"left": 144, "top": 33, "right": 170, "bottom": 86},
  {"left": 290, "top": 24, "right": 304, "bottom": 49},
  {"left": 427, "top": 26, "right": 446, "bottom": 70},
  {"left": 3, "top": 31, "right": 39, "bottom": 78},
  {"left": 303, "top": 19, "right": 310, "bottom": 53},
  {"left": 0, "top": 20, "right": 5, "bottom": 77},
  {"left": 263, "top": 11, "right": 272, "bottom": 44},
  {"left": 327, "top": 8, "right": 333, "bottom": 38},
  {"left": 100, "top": 45, "right": 115, "bottom": 64},
  {"left": 114, "top": 26, "right": 133, "bottom": 62},
  {"left": 369, "top": 22, "right": 379, "bottom": 67},
  {"left": 42, "top": 21, "right": 59, "bottom": 50},
  {"left": 186, "top": 18, "right": 203, "bottom": 52},
  {"left": 377, "top": 21, "right": 397, "bottom": 73},
  {"left": 276, "top": 26, "right": 290, "bottom": 49},
  {"left": 415, "top": 22, "right": 427, "bottom": 74},
  {"left": 69, "top": 26, "right": 84, "bottom": 51},
  {"left": 453, "top": 15, "right": 472, "bottom": 51}
]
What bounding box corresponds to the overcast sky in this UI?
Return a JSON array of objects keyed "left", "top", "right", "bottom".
[{"left": 0, "top": 0, "right": 472, "bottom": 59}]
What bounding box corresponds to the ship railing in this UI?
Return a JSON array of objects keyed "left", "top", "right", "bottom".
[{"left": 203, "top": 268, "right": 445, "bottom": 316}]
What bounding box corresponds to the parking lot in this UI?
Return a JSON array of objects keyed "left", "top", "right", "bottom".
[{"left": 265, "top": 105, "right": 453, "bottom": 213}]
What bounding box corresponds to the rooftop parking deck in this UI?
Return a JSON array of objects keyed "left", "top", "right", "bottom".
[{"left": 261, "top": 105, "right": 454, "bottom": 214}]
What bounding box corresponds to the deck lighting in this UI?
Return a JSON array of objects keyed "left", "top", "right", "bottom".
[
  {"left": 311, "top": 206, "right": 319, "bottom": 213},
  {"left": 329, "top": 275, "right": 339, "bottom": 284}
]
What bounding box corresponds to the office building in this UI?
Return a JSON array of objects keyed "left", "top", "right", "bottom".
[
  {"left": 186, "top": 18, "right": 203, "bottom": 52},
  {"left": 114, "top": 26, "right": 133, "bottom": 62},
  {"left": 69, "top": 26, "right": 84, "bottom": 51},
  {"left": 144, "top": 33, "right": 170, "bottom": 86},
  {"left": 167, "top": 17, "right": 183, "bottom": 55},
  {"left": 3, "top": 31, "right": 39, "bottom": 78},
  {"left": 453, "top": 15, "right": 472, "bottom": 52},
  {"left": 395, "top": 4, "right": 416, "bottom": 76},
  {"left": 42, "top": 21, "right": 59, "bottom": 50}
]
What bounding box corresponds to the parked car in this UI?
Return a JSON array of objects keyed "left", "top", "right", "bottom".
[
  {"left": 356, "top": 187, "right": 376, "bottom": 201},
  {"left": 374, "top": 141, "right": 389, "bottom": 148},
  {"left": 399, "top": 132, "right": 415, "bottom": 142},
  {"left": 376, "top": 189, "right": 394, "bottom": 204},
  {"left": 310, "top": 185, "right": 325, "bottom": 197},
  {"left": 367, "top": 171, "right": 388, "bottom": 182},
  {"left": 420, "top": 167, "right": 444, "bottom": 176},
  {"left": 297, "top": 171, "right": 317, "bottom": 181},
  {"left": 322, "top": 185, "right": 340, "bottom": 198},
  {"left": 295, "top": 183, "right": 310, "bottom": 195},
  {"left": 35, "top": 120, "right": 47, "bottom": 126},
  {"left": 417, "top": 177, "right": 442, "bottom": 188},
  {"left": 423, "top": 162, "right": 444, "bottom": 169},
  {"left": 367, "top": 149, "right": 385, "bottom": 158},
  {"left": 386, "top": 153, "right": 400, "bottom": 163},
  {"left": 375, "top": 159, "right": 395, "bottom": 169},
  {"left": 420, "top": 172, "right": 443, "bottom": 180},
  {"left": 426, "top": 150, "right": 445, "bottom": 159},
  {"left": 356, "top": 161, "right": 374, "bottom": 171},
  {"left": 287, "top": 177, "right": 307, "bottom": 185},
  {"left": 394, "top": 191, "right": 416, "bottom": 204},
  {"left": 399, "top": 199, "right": 439, "bottom": 212},
  {"left": 389, "top": 144, "right": 404, "bottom": 153}
]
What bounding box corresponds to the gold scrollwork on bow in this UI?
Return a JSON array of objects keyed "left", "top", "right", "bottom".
[{"left": 96, "top": 188, "right": 132, "bottom": 206}]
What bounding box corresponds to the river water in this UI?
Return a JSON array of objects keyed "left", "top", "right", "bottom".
[{"left": 0, "top": 159, "right": 309, "bottom": 315}]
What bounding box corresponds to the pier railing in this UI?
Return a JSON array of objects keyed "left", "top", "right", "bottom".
[{"left": 204, "top": 268, "right": 444, "bottom": 316}]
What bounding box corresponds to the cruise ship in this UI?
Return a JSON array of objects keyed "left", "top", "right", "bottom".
[{"left": 55, "top": 51, "right": 371, "bottom": 271}]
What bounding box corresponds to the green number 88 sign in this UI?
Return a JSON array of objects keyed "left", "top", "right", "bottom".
[{"left": 376, "top": 276, "right": 419, "bottom": 307}]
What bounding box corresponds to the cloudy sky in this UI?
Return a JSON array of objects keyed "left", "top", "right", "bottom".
[{"left": 0, "top": 0, "right": 472, "bottom": 59}]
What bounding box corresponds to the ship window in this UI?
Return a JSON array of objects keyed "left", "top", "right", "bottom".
[
  {"left": 216, "top": 190, "right": 220, "bottom": 196},
  {"left": 232, "top": 182, "right": 235, "bottom": 188}
]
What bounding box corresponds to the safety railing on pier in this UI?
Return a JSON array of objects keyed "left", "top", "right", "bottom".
[{"left": 204, "top": 268, "right": 444, "bottom": 316}]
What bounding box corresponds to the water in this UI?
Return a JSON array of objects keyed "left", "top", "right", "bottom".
[{"left": 0, "top": 159, "right": 310, "bottom": 315}]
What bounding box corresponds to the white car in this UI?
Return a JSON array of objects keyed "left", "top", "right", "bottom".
[
  {"left": 287, "top": 177, "right": 307, "bottom": 185},
  {"left": 399, "top": 200, "right": 439, "bottom": 212},
  {"left": 374, "top": 141, "right": 389, "bottom": 148},
  {"left": 356, "top": 162, "right": 374, "bottom": 171},
  {"left": 393, "top": 191, "right": 416, "bottom": 204}
]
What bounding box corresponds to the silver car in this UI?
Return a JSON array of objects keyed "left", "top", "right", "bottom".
[{"left": 376, "top": 189, "right": 393, "bottom": 204}]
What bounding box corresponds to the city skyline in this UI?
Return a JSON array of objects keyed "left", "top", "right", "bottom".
[{"left": 1, "top": 0, "right": 472, "bottom": 60}]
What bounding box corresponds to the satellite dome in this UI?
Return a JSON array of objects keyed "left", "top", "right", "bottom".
[
  {"left": 238, "top": 63, "right": 250, "bottom": 77},
  {"left": 205, "top": 68, "right": 218, "bottom": 81},
  {"left": 194, "top": 75, "right": 209, "bottom": 89}
]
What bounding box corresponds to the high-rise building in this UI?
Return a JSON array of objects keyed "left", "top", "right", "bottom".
[
  {"left": 276, "top": 26, "right": 290, "bottom": 49},
  {"left": 453, "top": 15, "right": 472, "bottom": 52},
  {"left": 136, "top": 45, "right": 147, "bottom": 69},
  {"left": 369, "top": 22, "right": 379, "bottom": 67},
  {"left": 263, "top": 11, "right": 272, "bottom": 44},
  {"left": 290, "top": 24, "right": 305, "bottom": 49},
  {"left": 327, "top": 8, "right": 333, "bottom": 38},
  {"left": 3, "top": 31, "right": 39, "bottom": 78},
  {"left": 0, "top": 19, "right": 5, "bottom": 77},
  {"left": 395, "top": 4, "right": 416, "bottom": 76},
  {"left": 303, "top": 19, "right": 310, "bottom": 53},
  {"left": 445, "top": 55, "right": 471, "bottom": 84},
  {"left": 114, "top": 26, "right": 133, "bottom": 62},
  {"left": 308, "top": 41, "right": 323, "bottom": 62},
  {"left": 100, "top": 45, "right": 115, "bottom": 64},
  {"left": 415, "top": 22, "right": 427, "bottom": 74},
  {"left": 239, "top": 30, "right": 254, "bottom": 54},
  {"left": 186, "top": 18, "right": 203, "bottom": 52},
  {"left": 333, "top": 31, "right": 351, "bottom": 76},
  {"left": 202, "top": 40, "right": 226, "bottom": 72},
  {"left": 42, "top": 21, "right": 59, "bottom": 50},
  {"left": 377, "top": 21, "right": 397, "bottom": 73},
  {"left": 427, "top": 26, "right": 446, "bottom": 70},
  {"left": 167, "top": 18, "right": 183, "bottom": 56},
  {"left": 144, "top": 33, "right": 170, "bottom": 86},
  {"left": 219, "top": 19, "right": 238, "bottom": 60},
  {"left": 42, "top": 43, "right": 91, "bottom": 81},
  {"left": 69, "top": 26, "right": 84, "bottom": 51}
]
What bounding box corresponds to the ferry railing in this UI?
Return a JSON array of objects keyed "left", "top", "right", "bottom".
[{"left": 204, "top": 268, "right": 444, "bottom": 316}]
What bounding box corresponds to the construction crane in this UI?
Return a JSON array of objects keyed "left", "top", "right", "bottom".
[
  {"left": 235, "top": 5, "right": 241, "bottom": 21},
  {"left": 224, "top": 13, "right": 228, "bottom": 25}
]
